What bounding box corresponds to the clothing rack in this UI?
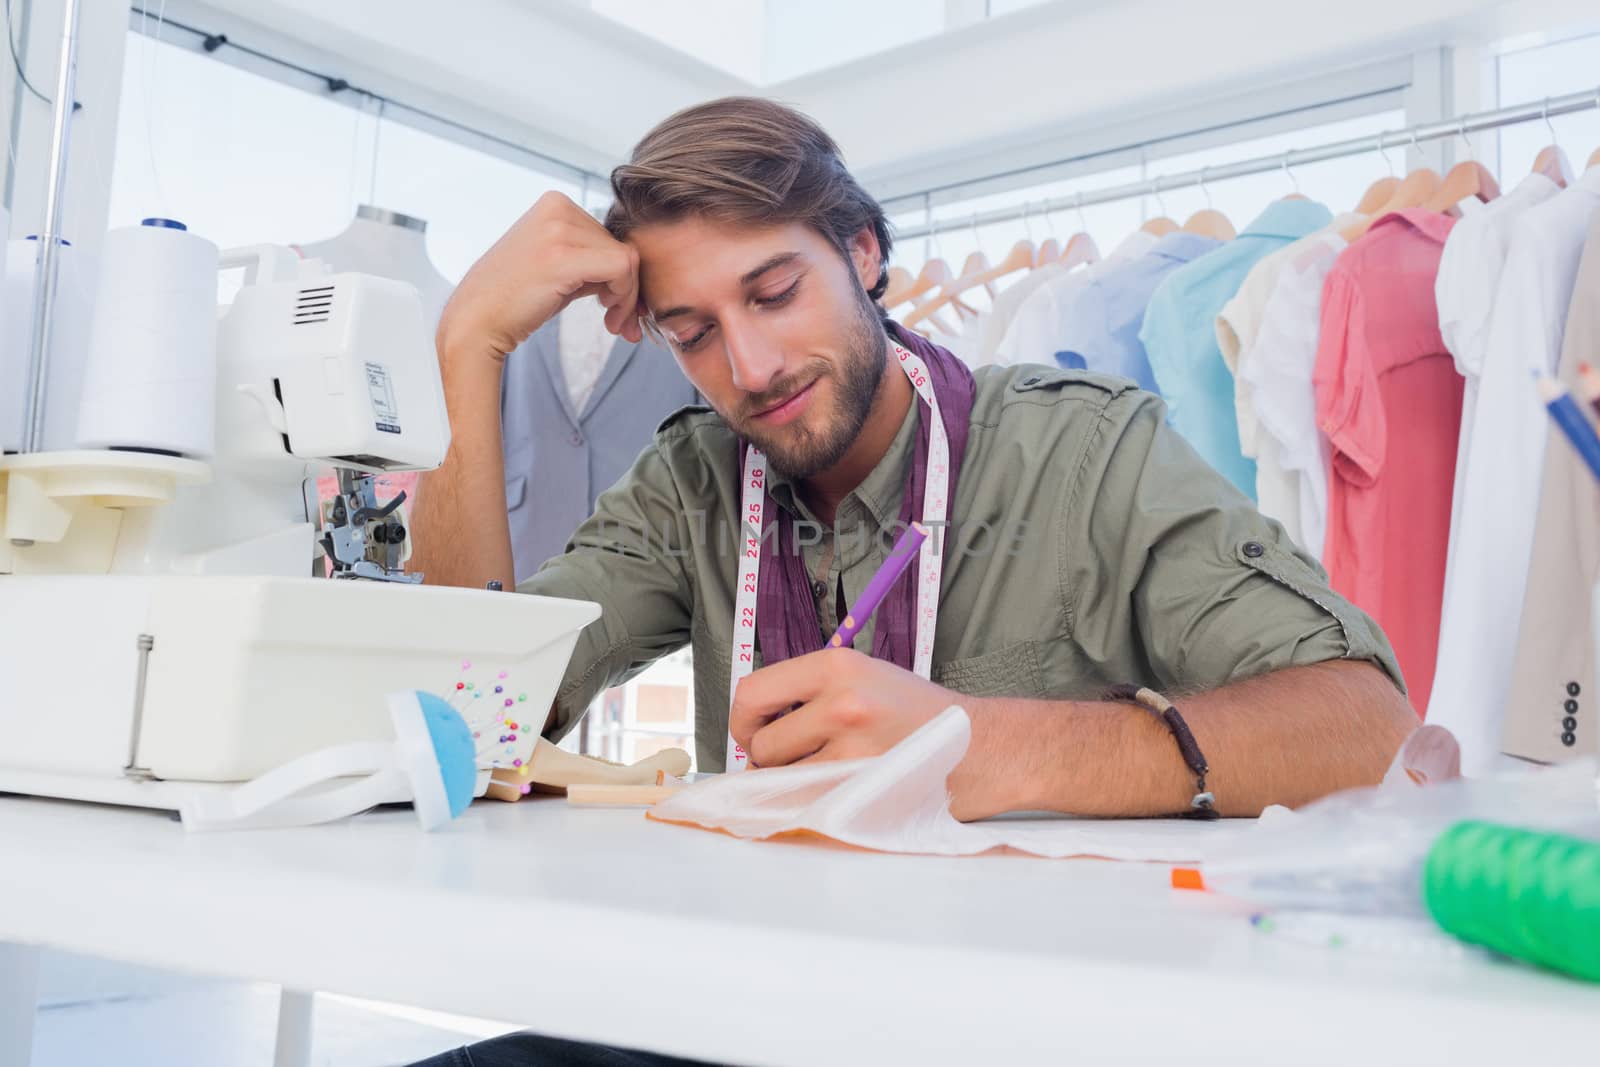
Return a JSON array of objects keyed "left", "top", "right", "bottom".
[{"left": 894, "top": 86, "right": 1600, "bottom": 241}]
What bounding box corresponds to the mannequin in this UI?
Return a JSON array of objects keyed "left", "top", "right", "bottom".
[
  {"left": 294, "top": 205, "right": 454, "bottom": 330},
  {"left": 297, "top": 206, "right": 453, "bottom": 518}
]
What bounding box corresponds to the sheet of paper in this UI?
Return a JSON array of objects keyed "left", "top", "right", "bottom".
[{"left": 649, "top": 707, "right": 1255, "bottom": 861}]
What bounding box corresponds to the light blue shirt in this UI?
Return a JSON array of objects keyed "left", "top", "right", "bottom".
[
  {"left": 1138, "top": 199, "right": 1334, "bottom": 498},
  {"left": 1053, "top": 232, "right": 1222, "bottom": 393}
]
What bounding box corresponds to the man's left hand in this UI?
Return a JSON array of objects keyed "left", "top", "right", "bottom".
[{"left": 728, "top": 648, "right": 961, "bottom": 767}]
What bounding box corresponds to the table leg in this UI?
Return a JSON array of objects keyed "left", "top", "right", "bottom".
[
  {"left": 272, "top": 989, "right": 315, "bottom": 1067},
  {"left": 0, "top": 942, "right": 41, "bottom": 1067}
]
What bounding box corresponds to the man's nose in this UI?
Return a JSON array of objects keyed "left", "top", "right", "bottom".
[{"left": 722, "top": 316, "right": 785, "bottom": 395}]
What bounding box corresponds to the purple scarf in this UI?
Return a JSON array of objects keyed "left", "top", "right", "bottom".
[{"left": 751, "top": 321, "right": 976, "bottom": 670}]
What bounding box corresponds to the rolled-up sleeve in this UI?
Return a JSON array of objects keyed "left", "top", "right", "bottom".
[
  {"left": 517, "top": 438, "right": 696, "bottom": 741},
  {"left": 1066, "top": 389, "right": 1404, "bottom": 694}
]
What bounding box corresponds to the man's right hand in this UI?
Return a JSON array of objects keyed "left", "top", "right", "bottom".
[{"left": 438, "top": 190, "right": 645, "bottom": 363}]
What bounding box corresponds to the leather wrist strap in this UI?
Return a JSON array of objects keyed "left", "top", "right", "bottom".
[{"left": 1103, "top": 684, "right": 1218, "bottom": 820}]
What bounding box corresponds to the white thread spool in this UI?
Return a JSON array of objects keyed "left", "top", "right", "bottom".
[{"left": 75, "top": 218, "right": 219, "bottom": 457}]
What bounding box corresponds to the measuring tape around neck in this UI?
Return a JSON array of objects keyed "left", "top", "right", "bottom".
[{"left": 725, "top": 341, "right": 950, "bottom": 771}]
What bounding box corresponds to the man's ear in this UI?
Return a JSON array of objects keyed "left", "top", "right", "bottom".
[{"left": 846, "top": 226, "right": 881, "bottom": 290}]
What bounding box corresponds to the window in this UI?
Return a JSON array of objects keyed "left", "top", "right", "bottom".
[
  {"left": 110, "top": 29, "right": 583, "bottom": 281},
  {"left": 1496, "top": 31, "right": 1600, "bottom": 180},
  {"left": 886, "top": 109, "right": 1407, "bottom": 277}
]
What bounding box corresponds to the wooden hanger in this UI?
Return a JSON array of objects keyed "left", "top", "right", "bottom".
[
  {"left": 1343, "top": 166, "right": 1441, "bottom": 242},
  {"left": 882, "top": 265, "right": 917, "bottom": 308},
  {"left": 1035, "top": 237, "right": 1061, "bottom": 264},
  {"left": 1138, "top": 177, "right": 1180, "bottom": 237},
  {"left": 1424, "top": 160, "right": 1500, "bottom": 214},
  {"left": 1534, "top": 144, "right": 1576, "bottom": 188},
  {"left": 1180, "top": 169, "right": 1235, "bottom": 240},
  {"left": 1425, "top": 125, "right": 1500, "bottom": 215},
  {"left": 1060, "top": 232, "right": 1099, "bottom": 269},
  {"left": 965, "top": 238, "right": 1038, "bottom": 291},
  {"left": 901, "top": 248, "right": 997, "bottom": 332},
  {"left": 1278, "top": 153, "right": 1309, "bottom": 201},
  {"left": 1589, "top": 145, "right": 1600, "bottom": 171},
  {"left": 889, "top": 258, "right": 973, "bottom": 314},
  {"left": 887, "top": 258, "right": 975, "bottom": 334},
  {"left": 1354, "top": 176, "right": 1399, "bottom": 215},
  {"left": 1183, "top": 209, "right": 1235, "bottom": 241},
  {"left": 1352, "top": 132, "right": 1404, "bottom": 219},
  {"left": 1532, "top": 98, "right": 1576, "bottom": 188}
]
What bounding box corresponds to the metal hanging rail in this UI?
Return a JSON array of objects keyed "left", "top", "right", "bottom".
[{"left": 894, "top": 85, "right": 1600, "bottom": 241}]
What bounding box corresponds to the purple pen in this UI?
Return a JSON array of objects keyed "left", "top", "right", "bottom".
[{"left": 828, "top": 521, "right": 928, "bottom": 649}]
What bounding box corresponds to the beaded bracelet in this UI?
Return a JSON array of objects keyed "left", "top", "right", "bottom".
[{"left": 1102, "top": 684, "right": 1218, "bottom": 820}]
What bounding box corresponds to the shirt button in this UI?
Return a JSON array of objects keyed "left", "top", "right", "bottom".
[
  {"left": 1561, "top": 732, "right": 1578, "bottom": 747},
  {"left": 1022, "top": 376, "right": 1041, "bottom": 386},
  {"left": 1565, "top": 699, "right": 1579, "bottom": 714},
  {"left": 811, "top": 579, "right": 827, "bottom": 599},
  {"left": 1568, "top": 681, "right": 1583, "bottom": 697},
  {"left": 1243, "top": 541, "right": 1265, "bottom": 558},
  {"left": 569, "top": 432, "right": 584, "bottom": 446},
  {"left": 1563, "top": 716, "right": 1579, "bottom": 731}
]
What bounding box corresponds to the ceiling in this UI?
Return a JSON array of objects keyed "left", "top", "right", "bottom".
[{"left": 169, "top": 0, "right": 1597, "bottom": 196}]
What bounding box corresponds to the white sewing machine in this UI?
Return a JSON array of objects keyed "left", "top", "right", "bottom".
[{"left": 0, "top": 245, "right": 598, "bottom": 809}]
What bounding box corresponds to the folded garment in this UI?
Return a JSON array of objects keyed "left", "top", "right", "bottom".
[{"left": 648, "top": 706, "right": 1251, "bottom": 861}]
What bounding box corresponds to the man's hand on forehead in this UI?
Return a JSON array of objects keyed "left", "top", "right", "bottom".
[{"left": 443, "top": 190, "right": 644, "bottom": 357}]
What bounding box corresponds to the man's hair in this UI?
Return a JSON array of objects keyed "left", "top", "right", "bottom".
[{"left": 605, "top": 97, "right": 893, "bottom": 302}]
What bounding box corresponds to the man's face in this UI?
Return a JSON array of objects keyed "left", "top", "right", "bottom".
[{"left": 631, "top": 217, "right": 887, "bottom": 481}]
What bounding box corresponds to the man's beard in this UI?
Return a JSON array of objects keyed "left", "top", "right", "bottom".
[{"left": 735, "top": 288, "right": 887, "bottom": 482}]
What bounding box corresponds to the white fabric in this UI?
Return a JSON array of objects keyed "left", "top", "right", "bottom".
[
  {"left": 1217, "top": 213, "right": 1362, "bottom": 375},
  {"left": 1235, "top": 230, "right": 1348, "bottom": 559},
  {"left": 1217, "top": 214, "right": 1358, "bottom": 556},
  {"left": 1426, "top": 166, "right": 1600, "bottom": 774},
  {"left": 999, "top": 231, "right": 1158, "bottom": 368},
  {"left": 557, "top": 295, "right": 615, "bottom": 414},
  {"left": 651, "top": 707, "right": 1251, "bottom": 861},
  {"left": 972, "top": 262, "right": 1068, "bottom": 366},
  {"left": 937, "top": 306, "right": 987, "bottom": 367},
  {"left": 1432, "top": 174, "right": 1561, "bottom": 600}
]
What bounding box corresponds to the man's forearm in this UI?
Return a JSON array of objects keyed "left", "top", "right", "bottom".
[
  {"left": 955, "top": 660, "right": 1414, "bottom": 820},
  {"left": 409, "top": 331, "right": 516, "bottom": 591}
]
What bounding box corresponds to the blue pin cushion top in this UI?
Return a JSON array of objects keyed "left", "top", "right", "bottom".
[
  {"left": 140, "top": 217, "right": 188, "bottom": 231},
  {"left": 416, "top": 691, "right": 478, "bottom": 818}
]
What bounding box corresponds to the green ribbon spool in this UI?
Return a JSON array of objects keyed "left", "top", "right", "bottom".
[{"left": 1424, "top": 820, "right": 1600, "bottom": 983}]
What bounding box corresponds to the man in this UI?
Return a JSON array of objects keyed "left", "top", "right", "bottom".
[
  {"left": 413, "top": 96, "right": 1413, "bottom": 823},
  {"left": 406, "top": 94, "right": 1416, "bottom": 1067}
]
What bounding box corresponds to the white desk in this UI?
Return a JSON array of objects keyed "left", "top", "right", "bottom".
[{"left": 1, "top": 794, "right": 1596, "bottom": 1065}]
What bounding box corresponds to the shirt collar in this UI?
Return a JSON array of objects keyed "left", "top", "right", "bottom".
[
  {"left": 767, "top": 389, "right": 921, "bottom": 529},
  {"left": 1146, "top": 231, "right": 1220, "bottom": 264},
  {"left": 1371, "top": 206, "right": 1456, "bottom": 245},
  {"left": 1240, "top": 198, "right": 1334, "bottom": 241},
  {"left": 1108, "top": 230, "right": 1159, "bottom": 261}
]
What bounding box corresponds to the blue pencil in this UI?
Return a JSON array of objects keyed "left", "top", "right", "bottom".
[{"left": 1535, "top": 373, "right": 1600, "bottom": 485}]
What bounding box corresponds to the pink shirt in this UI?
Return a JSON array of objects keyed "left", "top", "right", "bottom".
[{"left": 1314, "top": 209, "right": 1463, "bottom": 716}]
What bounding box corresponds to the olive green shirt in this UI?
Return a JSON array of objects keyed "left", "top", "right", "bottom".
[{"left": 519, "top": 364, "right": 1404, "bottom": 771}]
